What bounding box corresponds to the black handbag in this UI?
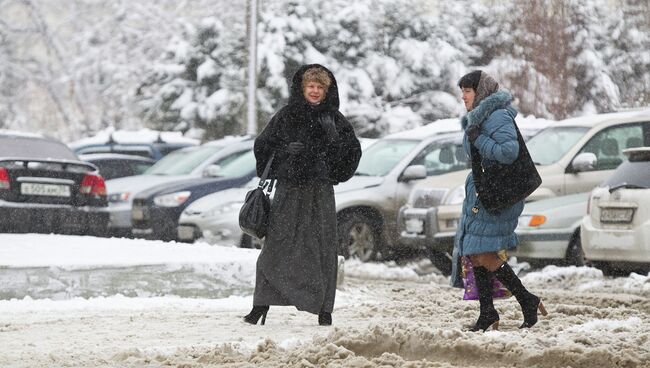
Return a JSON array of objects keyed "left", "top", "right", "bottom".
[
  {"left": 239, "top": 153, "right": 275, "bottom": 239},
  {"left": 469, "top": 115, "right": 541, "bottom": 214}
]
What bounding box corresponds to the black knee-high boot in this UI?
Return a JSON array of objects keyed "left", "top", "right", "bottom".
[
  {"left": 492, "top": 262, "right": 547, "bottom": 328},
  {"left": 470, "top": 266, "right": 500, "bottom": 332}
]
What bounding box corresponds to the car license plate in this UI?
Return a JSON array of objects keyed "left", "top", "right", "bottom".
[
  {"left": 132, "top": 207, "right": 145, "bottom": 220},
  {"left": 405, "top": 218, "right": 424, "bottom": 233},
  {"left": 177, "top": 225, "right": 195, "bottom": 240},
  {"left": 20, "top": 182, "right": 71, "bottom": 197},
  {"left": 600, "top": 208, "right": 635, "bottom": 223}
]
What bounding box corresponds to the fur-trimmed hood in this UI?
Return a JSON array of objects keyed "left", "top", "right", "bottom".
[
  {"left": 461, "top": 90, "right": 516, "bottom": 129},
  {"left": 288, "top": 64, "right": 340, "bottom": 113}
]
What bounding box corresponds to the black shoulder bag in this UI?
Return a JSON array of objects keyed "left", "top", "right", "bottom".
[
  {"left": 239, "top": 153, "right": 275, "bottom": 239},
  {"left": 470, "top": 114, "right": 541, "bottom": 214}
]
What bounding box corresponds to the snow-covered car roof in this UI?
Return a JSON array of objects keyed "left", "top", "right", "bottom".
[
  {"left": 68, "top": 128, "right": 200, "bottom": 149},
  {"left": 548, "top": 108, "right": 650, "bottom": 129}
]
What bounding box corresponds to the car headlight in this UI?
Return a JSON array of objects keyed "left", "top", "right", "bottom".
[
  {"left": 442, "top": 185, "right": 465, "bottom": 205},
  {"left": 205, "top": 201, "right": 245, "bottom": 217},
  {"left": 408, "top": 188, "right": 449, "bottom": 208},
  {"left": 108, "top": 192, "right": 130, "bottom": 203},
  {"left": 153, "top": 191, "right": 191, "bottom": 207}
]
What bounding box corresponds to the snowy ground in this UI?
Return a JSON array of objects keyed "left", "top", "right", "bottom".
[{"left": 1, "top": 234, "right": 649, "bottom": 367}]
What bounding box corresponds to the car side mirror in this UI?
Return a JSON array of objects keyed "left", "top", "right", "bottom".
[
  {"left": 400, "top": 165, "right": 427, "bottom": 181},
  {"left": 571, "top": 153, "right": 597, "bottom": 172},
  {"left": 203, "top": 164, "right": 222, "bottom": 177}
]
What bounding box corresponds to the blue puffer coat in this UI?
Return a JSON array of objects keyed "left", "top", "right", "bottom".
[{"left": 450, "top": 90, "right": 524, "bottom": 286}]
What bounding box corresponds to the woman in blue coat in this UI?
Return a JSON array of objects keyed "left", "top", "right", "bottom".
[{"left": 455, "top": 70, "right": 547, "bottom": 332}]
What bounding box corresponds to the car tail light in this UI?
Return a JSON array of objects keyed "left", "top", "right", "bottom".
[
  {"left": 0, "top": 167, "right": 9, "bottom": 189},
  {"left": 80, "top": 173, "right": 107, "bottom": 196}
]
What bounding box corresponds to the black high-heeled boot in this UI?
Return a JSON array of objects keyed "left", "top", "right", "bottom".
[
  {"left": 318, "top": 311, "right": 332, "bottom": 326},
  {"left": 469, "top": 266, "right": 500, "bottom": 332},
  {"left": 244, "top": 305, "right": 269, "bottom": 325},
  {"left": 492, "top": 262, "right": 547, "bottom": 328}
]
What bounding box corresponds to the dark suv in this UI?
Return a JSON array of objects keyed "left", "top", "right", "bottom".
[{"left": 0, "top": 133, "right": 109, "bottom": 235}]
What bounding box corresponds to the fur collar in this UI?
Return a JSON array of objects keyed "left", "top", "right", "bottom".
[{"left": 461, "top": 90, "right": 514, "bottom": 129}]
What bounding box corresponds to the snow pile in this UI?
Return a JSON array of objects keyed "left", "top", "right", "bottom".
[
  {"left": 0, "top": 234, "right": 258, "bottom": 299},
  {"left": 344, "top": 258, "right": 448, "bottom": 284},
  {"left": 522, "top": 265, "right": 650, "bottom": 297}
]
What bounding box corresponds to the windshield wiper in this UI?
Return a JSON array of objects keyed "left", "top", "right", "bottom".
[
  {"left": 354, "top": 171, "right": 372, "bottom": 176},
  {"left": 608, "top": 182, "right": 648, "bottom": 193}
]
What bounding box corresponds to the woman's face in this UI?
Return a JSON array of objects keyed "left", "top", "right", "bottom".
[
  {"left": 461, "top": 87, "right": 476, "bottom": 112},
  {"left": 303, "top": 81, "right": 326, "bottom": 104}
]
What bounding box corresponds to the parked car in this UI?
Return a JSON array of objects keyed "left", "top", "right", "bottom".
[
  {"left": 174, "top": 121, "right": 466, "bottom": 257},
  {"left": 175, "top": 138, "right": 378, "bottom": 247},
  {"left": 79, "top": 153, "right": 155, "bottom": 180},
  {"left": 581, "top": 147, "right": 650, "bottom": 274},
  {"left": 131, "top": 149, "right": 258, "bottom": 241},
  {"left": 0, "top": 132, "right": 108, "bottom": 235},
  {"left": 105, "top": 138, "right": 253, "bottom": 237},
  {"left": 69, "top": 129, "right": 199, "bottom": 161},
  {"left": 399, "top": 108, "right": 650, "bottom": 274},
  {"left": 513, "top": 192, "right": 589, "bottom": 266}
]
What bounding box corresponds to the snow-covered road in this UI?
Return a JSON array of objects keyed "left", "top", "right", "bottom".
[{"left": 0, "top": 234, "right": 649, "bottom": 367}]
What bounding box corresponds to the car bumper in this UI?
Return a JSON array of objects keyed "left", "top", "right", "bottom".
[
  {"left": 106, "top": 202, "right": 132, "bottom": 233},
  {"left": 581, "top": 216, "right": 650, "bottom": 263},
  {"left": 131, "top": 205, "right": 180, "bottom": 241},
  {"left": 0, "top": 200, "right": 108, "bottom": 236},
  {"left": 177, "top": 212, "right": 244, "bottom": 245},
  {"left": 398, "top": 206, "right": 458, "bottom": 252},
  {"left": 512, "top": 228, "right": 574, "bottom": 260}
]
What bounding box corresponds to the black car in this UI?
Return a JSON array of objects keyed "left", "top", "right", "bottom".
[
  {"left": 79, "top": 153, "right": 155, "bottom": 180},
  {"left": 131, "top": 150, "right": 257, "bottom": 241},
  {"left": 0, "top": 133, "right": 108, "bottom": 235},
  {"left": 69, "top": 132, "right": 198, "bottom": 161}
]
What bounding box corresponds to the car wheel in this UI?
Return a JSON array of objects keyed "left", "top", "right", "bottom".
[
  {"left": 565, "top": 231, "right": 586, "bottom": 266},
  {"left": 427, "top": 249, "right": 452, "bottom": 276},
  {"left": 338, "top": 213, "right": 381, "bottom": 262},
  {"left": 591, "top": 260, "right": 614, "bottom": 276}
]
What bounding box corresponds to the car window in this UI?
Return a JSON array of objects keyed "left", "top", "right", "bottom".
[
  {"left": 0, "top": 136, "right": 78, "bottom": 160},
  {"left": 145, "top": 145, "right": 222, "bottom": 175},
  {"left": 527, "top": 126, "right": 589, "bottom": 165},
  {"left": 576, "top": 124, "right": 643, "bottom": 171},
  {"left": 131, "top": 162, "right": 154, "bottom": 175},
  {"left": 410, "top": 141, "right": 468, "bottom": 176},
  {"left": 94, "top": 161, "right": 131, "bottom": 180},
  {"left": 601, "top": 160, "right": 650, "bottom": 188},
  {"left": 215, "top": 150, "right": 255, "bottom": 178},
  {"left": 355, "top": 139, "right": 420, "bottom": 177}
]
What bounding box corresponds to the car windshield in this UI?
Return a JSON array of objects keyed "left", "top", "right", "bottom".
[
  {"left": 527, "top": 126, "right": 589, "bottom": 165},
  {"left": 215, "top": 150, "right": 255, "bottom": 178},
  {"left": 0, "top": 136, "right": 78, "bottom": 160},
  {"left": 355, "top": 139, "right": 420, "bottom": 177},
  {"left": 601, "top": 160, "right": 650, "bottom": 189},
  {"left": 145, "top": 145, "right": 222, "bottom": 175}
]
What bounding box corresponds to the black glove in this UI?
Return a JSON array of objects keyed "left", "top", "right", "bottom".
[
  {"left": 319, "top": 114, "right": 339, "bottom": 142},
  {"left": 286, "top": 141, "right": 305, "bottom": 155},
  {"left": 466, "top": 125, "right": 480, "bottom": 142}
]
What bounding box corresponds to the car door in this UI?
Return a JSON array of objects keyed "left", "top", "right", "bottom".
[{"left": 564, "top": 123, "right": 646, "bottom": 194}]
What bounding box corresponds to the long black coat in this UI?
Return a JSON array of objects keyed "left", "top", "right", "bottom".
[
  {"left": 252, "top": 64, "right": 360, "bottom": 314},
  {"left": 254, "top": 64, "right": 361, "bottom": 184}
]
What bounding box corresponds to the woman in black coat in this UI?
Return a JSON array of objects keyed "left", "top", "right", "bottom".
[{"left": 244, "top": 64, "right": 361, "bottom": 326}]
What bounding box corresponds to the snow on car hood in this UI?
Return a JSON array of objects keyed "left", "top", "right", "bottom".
[{"left": 335, "top": 176, "right": 384, "bottom": 194}]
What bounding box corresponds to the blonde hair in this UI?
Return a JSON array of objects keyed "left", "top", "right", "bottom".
[{"left": 302, "top": 67, "right": 331, "bottom": 90}]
